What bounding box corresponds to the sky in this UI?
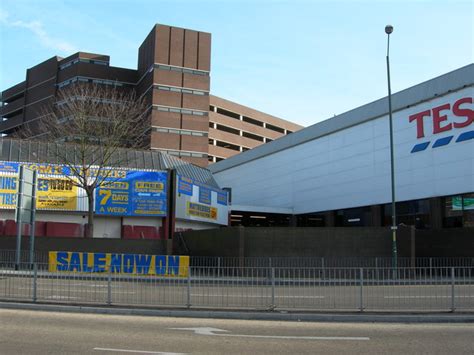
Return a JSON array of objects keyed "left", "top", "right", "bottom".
[{"left": 0, "top": 0, "right": 472, "bottom": 127}]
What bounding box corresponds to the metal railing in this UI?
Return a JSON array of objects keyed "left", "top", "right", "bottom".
[
  {"left": 1, "top": 262, "right": 473, "bottom": 312},
  {"left": 1, "top": 250, "right": 473, "bottom": 270}
]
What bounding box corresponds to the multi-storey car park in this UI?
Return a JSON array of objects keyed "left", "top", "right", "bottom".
[{"left": 0, "top": 24, "right": 302, "bottom": 167}]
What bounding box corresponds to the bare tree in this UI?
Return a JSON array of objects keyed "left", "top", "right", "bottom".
[{"left": 19, "top": 83, "right": 150, "bottom": 238}]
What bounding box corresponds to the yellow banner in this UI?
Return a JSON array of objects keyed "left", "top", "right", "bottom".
[
  {"left": 37, "top": 178, "right": 77, "bottom": 210},
  {"left": 49, "top": 251, "right": 189, "bottom": 277},
  {"left": 187, "top": 201, "right": 217, "bottom": 220}
]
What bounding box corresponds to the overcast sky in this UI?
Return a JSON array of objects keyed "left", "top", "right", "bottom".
[{"left": 1, "top": 0, "right": 472, "bottom": 127}]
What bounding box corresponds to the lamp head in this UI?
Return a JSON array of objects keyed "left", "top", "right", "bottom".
[{"left": 385, "top": 25, "right": 394, "bottom": 35}]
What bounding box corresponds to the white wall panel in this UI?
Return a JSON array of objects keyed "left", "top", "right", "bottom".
[
  {"left": 94, "top": 217, "right": 121, "bottom": 239},
  {"left": 214, "top": 87, "right": 474, "bottom": 214}
]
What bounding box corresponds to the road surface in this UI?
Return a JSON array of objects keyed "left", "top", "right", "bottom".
[{"left": 0, "top": 309, "right": 473, "bottom": 354}]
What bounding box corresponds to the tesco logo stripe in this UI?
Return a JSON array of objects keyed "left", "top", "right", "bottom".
[
  {"left": 411, "top": 142, "right": 430, "bottom": 153},
  {"left": 432, "top": 136, "right": 453, "bottom": 148},
  {"left": 410, "top": 130, "right": 473, "bottom": 153},
  {"left": 456, "top": 130, "right": 474, "bottom": 142}
]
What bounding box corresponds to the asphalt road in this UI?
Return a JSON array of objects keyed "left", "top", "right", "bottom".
[
  {"left": 1, "top": 274, "right": 473, "bottom": 311},
  {"left": 1, "top": 309, "right": 473, "bottom": 354}
]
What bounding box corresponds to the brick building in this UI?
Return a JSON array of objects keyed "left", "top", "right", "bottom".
[{"left": 0, "top": 24, "right": 302, "bottom": 167}]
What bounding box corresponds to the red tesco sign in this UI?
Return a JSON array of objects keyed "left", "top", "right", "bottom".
[{"left": 409, "top": 97, "right": 473, "bottom": 139}]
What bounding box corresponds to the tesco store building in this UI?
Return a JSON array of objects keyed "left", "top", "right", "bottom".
[{"left": 210, "top": 64, "right": 473, "bottom": 229}]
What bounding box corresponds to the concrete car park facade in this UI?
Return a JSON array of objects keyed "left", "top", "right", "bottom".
[{"left": 0, "top": 24, "right": 302, "bottom": 168}]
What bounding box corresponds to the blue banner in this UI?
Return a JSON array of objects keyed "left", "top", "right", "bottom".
[
  {"left": 0, "top": 162, "right": 19, "bottom": 174},
  {"left": 199, "top": 186, "right": 211, "bottom": 205},
  {"left": 217, "top": 191, "right": 228, "bottom": 205},
  {"left": 177, "top": 175, "right": 193, "bottom": 196},
  {"left": 96, "top": 171, "right": 167, "bottom": 216}
]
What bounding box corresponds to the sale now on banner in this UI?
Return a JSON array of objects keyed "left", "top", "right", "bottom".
[{"left": 49, "top": 251, "right": 189, "bottom": 277}]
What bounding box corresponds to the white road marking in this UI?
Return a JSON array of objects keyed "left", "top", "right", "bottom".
[
  {"left": 19, "top": 287, "right": 135, "bottom": 294},
  {"left": 169, "top": 327, "right": 369, "bottom": 341},
  {"left": 191, "top": 294, "right": 325, "bottom": 299},
  {"left": 45, "top": 295, "right": 79, "bottom": 300},
  {"left": 93, "top": 348, "right": 186, "bottom": 354},
  {"left": 384, "top": 295, "right": 474, "bottom": 299}
]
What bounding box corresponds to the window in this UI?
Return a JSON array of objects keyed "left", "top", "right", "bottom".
[
  {"left": 59, "top": 58, "right": 108, "bottom": 70},
  {"left": 266, "top": 123, "right": 285, "bottom": 133},
  {"left": 215, "top": 124, "right": 240, "bottom": 135},
  {"left": 443, "top": 193, "right": 474, "bottom": 228},
  {"left": 336, "top": 206, "right": 372, "bottom": 227},
  {"left": 154, "top": 63, "right": 209, "bottom": 76},
  {"left": 215, "top": 140, "right": 240, "bottom": 151},
  {"left": 57, "top": 76, "right": 128, "bottom": 88},
  {"left": 156, "top": 149, "right": 207, "bottom": 158},
  {"left": 242, "top": 116, "right": 264, "bottom": 127},
  {"left": 152, "top": 126, "right": 208, "bottom": 137},
  {"left": 297, "top": 213, "right": 325, "bottom": 227},
  {"left": 216, "top": 107, "right": 240, "bottom": 120},
  {"left": 383, "top": 199, "right": 431, "bottom": 228},
  {"left": 153, "top": 105, "right": 208, "bottom": 116},
  {"left": 242, "top": 131, "right": 264, "bottom": 142},
  {"left": 155, "top": 85, "right": 208, "bottom": 96}
]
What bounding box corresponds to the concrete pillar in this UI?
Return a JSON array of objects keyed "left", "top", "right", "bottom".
[
  {"left": 238, "top": 226, "right": 245, "bottom": 268},
  {"left": 370, "top": 205, "right": 382, "bottom": 226},
  {"left": 429, "top": 197, "right": 443, "bottom": 229},
  {"left": 410, "top": 226, "right": 416, "bottom": 267},
  {"left": 324, "top": 211, "right": 335, "bottom": 227},
  {"left": 289, "top": 215, "right": 297, "bottom": 227}
]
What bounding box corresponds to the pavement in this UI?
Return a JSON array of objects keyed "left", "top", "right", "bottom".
[
  {"left": 1, "top": 301, "right": 474, "bottom": 323},
  {"left": 1, "top": 308, "right": 473, "bottom": 354}
]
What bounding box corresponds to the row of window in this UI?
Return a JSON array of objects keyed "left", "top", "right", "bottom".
[
  {"left": 154, "top": 64, "right": 209, "bottom": 76},
  {"left": 153, "top": 148, "right": 207, "bottom": 158},
  {"left": 56, "top": 96, "right": 124, "bottom": 106},
  {"left": 155, "top": 85, "right": 208, "bottom": 96},
  {"left": 209, "top": 138, "right": 251, "bottom": 152},
  {"left": 57, "top": 76, "right": 130, "bottom": 89},
  {"left": 152, "top": 126, "right": 208, "bottom": 137},
  {"left": 209, "top": 121, "right": 272, "bottom": 143},
  {"left": 210, "top": 105, "right": 292, "bottom": 134},
  {"left": 297, "top": 193, "right": 474, "bottom": 228},
  {"left": 154, "top": 105, "right": 208, "bottom": 116},
  {"left": 59, "top": 58, "right": 108, "bottom": 71}
]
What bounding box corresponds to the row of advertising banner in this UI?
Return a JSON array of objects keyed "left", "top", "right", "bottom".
[
  {"left": 0, "top": 162, "right": 229, "bottom": 225},
  {"left": 0, "top": 161, "right": 168, "bottom": 217}
]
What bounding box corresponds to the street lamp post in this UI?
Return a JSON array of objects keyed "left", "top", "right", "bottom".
[{"left": 385, "top": 25, "right": 398, "bottom": 271}]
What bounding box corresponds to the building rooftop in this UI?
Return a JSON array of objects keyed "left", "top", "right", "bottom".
[
  {"left": 210, "top": 63, "right": 474, "bottom": 174},
  {"left": 0, "top": 138, "right": 219, "bottom": 187}
]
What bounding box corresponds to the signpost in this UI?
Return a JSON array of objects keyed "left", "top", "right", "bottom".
[{"left": 15, "top": 165, "right": 37, "bottom": 269}]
